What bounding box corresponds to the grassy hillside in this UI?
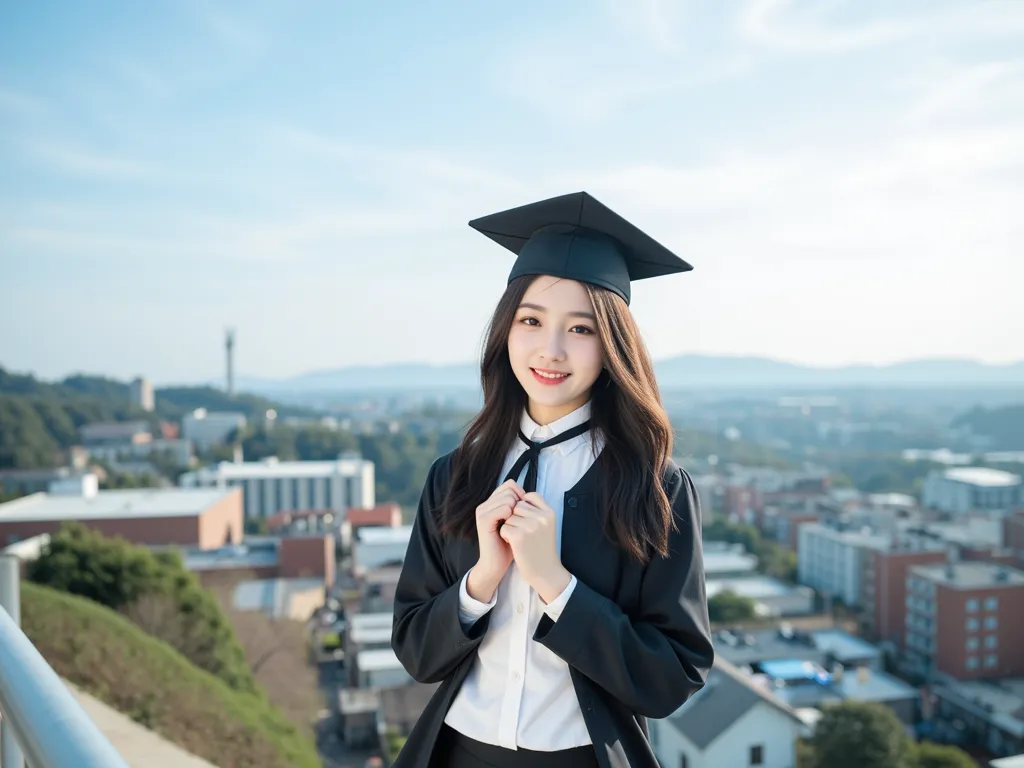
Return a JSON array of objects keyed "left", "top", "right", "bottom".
[{"left": 19, "top": 582, "right": 320, "bottom": 768}]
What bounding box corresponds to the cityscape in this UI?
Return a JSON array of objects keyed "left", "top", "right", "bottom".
[{"left": 1, "top": 334, "right": 1023, "bottom": 766}]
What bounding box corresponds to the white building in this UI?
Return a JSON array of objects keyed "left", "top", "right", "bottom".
[
  {"left": 129, "top": 377, "right": 154, "bottom": 411},
  {"left": 798, "top": 523, "right": 890, "bottom": 605},
  {"left": 923, "top": 468, "right": 1022, "bottom": 515},
  {"left": 353, "top": 525, "right": 413, "bottom": 574},
  {"left": 181, "top": 409, "right": 247, "bottom": 450},
  {"left": 707, "top": 576, "right": 816, "bottom": 617},
  {"left": 650, "top": 658, "right": 802, "bottom": 768},
  {"left": 179, "top": 455, "right": 374, "bottom": 520}
]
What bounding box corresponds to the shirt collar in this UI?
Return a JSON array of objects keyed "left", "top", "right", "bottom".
[{"left": 519, "top": 401, "right": 593, "bottom": 456}]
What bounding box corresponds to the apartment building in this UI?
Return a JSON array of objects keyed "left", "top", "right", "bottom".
[
  {"left": 905, "top": 562, "right": 1024, "bottom": 680},
  {"left": 861, "top": 541, "right": 948, "bottom": 648},
  {"left": 923, "top": 468, "right": 1021, "bottom": 516},
  {"left": 797, "top": 523, "right": 890, "bottom": 605}
]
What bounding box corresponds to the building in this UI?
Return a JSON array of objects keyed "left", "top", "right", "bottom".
[
  {"left": 923, "top": 468, "right": 1022, "bottom": 515},
  {"left": 649, "top": 657, "right": 803, "bottom": 768},
  {"left": 181, "top": 533, "right": 336, "bottom": 587},
  {"left": 798, "top": 523, "right": 890, "bottom": 605},
  {"left": 129, "top": 377, "right": 154, "bottom": 411},
  {"left": 702, "top": 541, "right": 759, "bottom": 579},
  {"left": 931, "top": 677, "right": 1024, "bottom": 758},
  {"left": 353, "top": 525, "right": 412, "bottom": 574},
  {"left": 85, "top": 438, "right": 193, "bottom": 468},
  {"left": 1005, "top": 511, "right": 1024, "bottom": 567},
  {"left": 0, "top": 467, "right": 90, "bottom": 496},
  {"left": 79, "top": 420, "right": 151, "bottom": 446},
  {"left": 0, "top": 480, "right": 242, "bottom": 550},
  {"left": 707, "top": 576, "right": 815, "bottom": 617},
  {"left": 905, "top": 562, "right": 1024, "bottom": 680},
  {"left": 181, "top": 409, "right": 247, "bottom": 450},
  {"left": 860, "top": 540, "right": 948, "bottom": 649},
  {"left": 179, "top": 455, "right": 374, "bottom": 521},
  {"left": 714, "top": 626, "right": 884, "bottom": 673}
]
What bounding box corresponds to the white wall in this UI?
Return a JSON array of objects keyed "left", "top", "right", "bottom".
[{"left": 651, "top": 703, "right": 798, "bottom": 768}]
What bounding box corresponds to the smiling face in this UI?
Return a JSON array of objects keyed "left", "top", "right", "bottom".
[{"left": 506, "top": 275, "right": 605, "bottom": 425}]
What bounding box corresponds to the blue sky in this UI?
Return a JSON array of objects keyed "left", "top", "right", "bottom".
[{"left": 2, "top": 0, "right": 1022, "bottom": 384}]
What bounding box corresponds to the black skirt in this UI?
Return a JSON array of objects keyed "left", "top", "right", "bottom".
[{"left": 429, "top": 725, "right": 600, "bottom": 768}]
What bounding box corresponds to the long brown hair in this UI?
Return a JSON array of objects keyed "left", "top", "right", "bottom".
[{"left": 439, "top": 275, "right": 676, "bottom": 563}]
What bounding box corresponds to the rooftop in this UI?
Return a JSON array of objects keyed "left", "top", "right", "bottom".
[
  {"left": 943, "top": 467, "right": 1021, "bottom": 488},
  {"left": 714, "top": 625, "right": 882, "bottom": 668},
  {"left": 936, "top": 677, "right": 1024, "bottom": 739},
  {"left": 185, "top": 457, "right": 371, "bottom": 480},
  {"left": 182, "top": 542, "right": 279, "bottom": 572},
  {"left": 706, "top": 576, "right": 811, "bottom": 600},
  {"left": 757, "top": 662, "right": 917, "bottom": 707},
  {"left": 0, "top": 487, "right": 235, "bottom": 523},
  {"left": 357, "top": 525, "right": 413, "bottom": 545},
  {"left": 702, "top": 542, "right": 758, "bottom": 575},
  {"left": 357, "top": 647, "right": 403, "bottom": 673},
  {"left": 667, "top": 657, "right": 802, "bottom": 749},
  {"left": 801, "top": 522, "right": 893, "bottom": 549},
  {"left": 911, "top": 562, "right": 1024, "bottom": 589}
]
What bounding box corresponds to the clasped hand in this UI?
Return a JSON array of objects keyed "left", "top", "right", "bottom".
[{"left": 470, "top": 479, "right": 572, "bottom": 605}]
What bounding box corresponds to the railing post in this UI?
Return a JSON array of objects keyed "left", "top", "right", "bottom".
[{"left": 0, "top": 555, "right": 26, "bottom": 768}]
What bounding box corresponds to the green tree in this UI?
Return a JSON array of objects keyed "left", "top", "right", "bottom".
[
  {"left": 708, "top": 589, "right": 757, "bottom": 623},
  {"left": 811, "top": 701, "right": 914, "bottom": 768},
  {"left": 28, "top": 522, "right": 257, "bottom": 695},
  {"left": 913, "top": 741, "right": 976, "bottom": 768}
]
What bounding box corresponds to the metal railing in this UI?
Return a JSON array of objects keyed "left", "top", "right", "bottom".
[{"left": 0, "top": 555, "right": 130, "bottom": 768}]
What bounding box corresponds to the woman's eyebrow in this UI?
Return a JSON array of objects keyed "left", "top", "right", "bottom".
[{"left": 518, "top": 302, "right": 596, "bottom": 320}]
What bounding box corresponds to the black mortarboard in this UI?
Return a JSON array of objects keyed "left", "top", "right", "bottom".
[{"left": 468, "top": 191, "right": 692, "bottom": 305}]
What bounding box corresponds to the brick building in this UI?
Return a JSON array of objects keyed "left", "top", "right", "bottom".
[
  {"left": 905, "top": 562, "right": 1024, "bottom": 680},
  {"left": 861, "top": 543, "right": 948, "bottom": 648},
  {"left": 0, "top": 481, "right": 242, "bottom": 550}
]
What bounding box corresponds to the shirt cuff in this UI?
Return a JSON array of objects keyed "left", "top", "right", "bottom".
[
  {"left": 542, "top": 575, "right": 577, "bottom": 621},
  {"left": 458, "top": 571, "right": 497, "bottom": 627}
]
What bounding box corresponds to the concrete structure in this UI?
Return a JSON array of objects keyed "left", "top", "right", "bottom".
[
  {"left": 706, "top": 576, "right": 815, "bottom": 617},
  {"left": 180, "top": 455, "right": 373, "bottom": 521},
  {"left": 649, "top": 657, "right": 802, "bottom": 768},
  {"left": 1005, "top": 511, "right": 1024, "bottom": 568},
  {"left": 932, "top": 677, "right": 1024, "bottom": 758},
  {"left": 231, "top": 576, "right": 326, "bottom": 620},
  {"left": 702, "top": 542, "right": 758, "bottom": 578},
  {"left": 182, "top": 534, "right": 336, "bottom": 587},
  {"left": 923, "top": 468, "right": 1022, "bottom": 515},
  {"left": 129, "top": 377, "right": 154, "bottom": 412},
  {"left": 180, "top": 409, "right": 247, "bottom": 450},
  {"left": 354, "top": 648, "right": 411, "bottom": 688},
  {"left": 905, "top": 562, "right": 1024, "bottom": 680},
  {"left": 798, "top": 523, "right": 890, "bottom": 605},
  {"left": 353, "top": 525, "right": 412, "bottom": 574},
  {"left": 0, "top": 485, "right": 242, "bottom": 550},
  {"left": 79, "top": 421, "right": 151, "bottom": 446},
  {"left": 86, "top": 438, "right": 193, "bottom": 468},
  {"left": 714, "top": 626, "right": 884, "bottom": 673}
]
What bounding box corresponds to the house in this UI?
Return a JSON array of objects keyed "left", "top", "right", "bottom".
[{"left": 650, "top": 658, "right": 803, "bottom": 768}]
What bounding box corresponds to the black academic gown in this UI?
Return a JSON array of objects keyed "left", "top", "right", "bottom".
[{"left": 390, "top": 450, "right": 715, "bottom": 768}]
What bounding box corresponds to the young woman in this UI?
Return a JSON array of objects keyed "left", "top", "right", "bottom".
[{"left": 391, "top": 192, "right": 714, "bottom": 768}]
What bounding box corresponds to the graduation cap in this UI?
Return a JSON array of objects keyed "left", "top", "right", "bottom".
[{"left": 468, "top": 191, "right": 692, "bottom": 305}]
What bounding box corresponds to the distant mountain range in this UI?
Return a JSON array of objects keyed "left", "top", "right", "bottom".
[{"left": 236, "top": 355, "right": 1024, "bottom": 393}]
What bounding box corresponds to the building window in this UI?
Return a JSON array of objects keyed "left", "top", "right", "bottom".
[
  {"left": 967, "top": 637, "right": 980, "bottom": 651},
  {"left": 966, "top": 598, "right": 979, "bottom": 612},
  {"left": 966, "top": 617, "right": 979, "bottom": 632},
  {"left": 983, "top": 616, "right": 998, "bottom": 630},
  {"left": 984, "top": 654, "right": 998, "bottom": 668},
  {"left": 750, "top": 745, "right": 764, "bottom": 765},
  {"left": 984, "top": 596, "right": 998, "bottom": 611},
  {"left": 985, "top": 635, "right": 998, "bottom": 650},
  {"left": 967, "top": 656, "right": 979, "bottom": 670}
]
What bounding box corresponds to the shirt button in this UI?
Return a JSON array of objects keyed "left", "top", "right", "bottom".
[
  {"left": 568, "top": 497, "right": 578, "bottom": 508},
  {"left": 516, "top": 602, "right": 524, "bottom": 614}
]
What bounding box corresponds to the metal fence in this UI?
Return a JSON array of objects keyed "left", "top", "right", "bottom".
[{"left": 0, "top": 555, "right": 130, "bottom": 768}]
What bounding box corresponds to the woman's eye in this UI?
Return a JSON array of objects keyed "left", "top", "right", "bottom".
[
  {"left": 520, "top": 317, "right": 539, "bottom": 326},
  {"left": 571, "top": 326, "right": 594, "bottom": 334}
]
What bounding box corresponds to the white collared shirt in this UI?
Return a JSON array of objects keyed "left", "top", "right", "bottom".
[{"left": 443, "top": 401, "right": 600, "bottom": 751}]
